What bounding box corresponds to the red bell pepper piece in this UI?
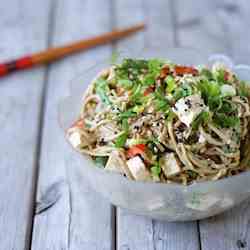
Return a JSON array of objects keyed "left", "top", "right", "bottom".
[
  {"left": 174, "top": 65, "right": 198, "bottom": 76},
  {"left": 127, "top": 144, "right": 146, "bottom": 158},
  {"left": 143, "top": 86, "right": 155, "bottom": 96}
]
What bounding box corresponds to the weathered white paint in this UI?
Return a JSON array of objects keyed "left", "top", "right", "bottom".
[
  {"left": 0, "top": 1, "right": 50, "bottom": 249},
  {"left": 31, "top": 0, "right": 114, "bottom": 250}
]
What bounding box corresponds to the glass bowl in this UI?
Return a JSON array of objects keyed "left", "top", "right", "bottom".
[{"left": 58, "top": 47, "right": 250, "bottom": 221}]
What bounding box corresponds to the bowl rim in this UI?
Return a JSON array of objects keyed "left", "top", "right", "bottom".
[{"left": 58, "top": 46, "right": 250, "bottom": 190}]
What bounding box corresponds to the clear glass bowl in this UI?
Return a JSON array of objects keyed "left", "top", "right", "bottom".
[{"left": 58, "top": 47, "right": 250, "bottom": 221}]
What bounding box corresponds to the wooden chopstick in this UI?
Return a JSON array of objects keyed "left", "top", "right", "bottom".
[{"left": 0, "top": 23, "right": 145, "bottom": 77}]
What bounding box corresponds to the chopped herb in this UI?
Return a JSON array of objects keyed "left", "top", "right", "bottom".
[
  {"left": 130, "top": 84, "right": 142, "bottom": 103},
  {"left": 118, "top": 110, "right": 137, "bottom": 119},
  {"left": 218, "top": 100, "right": 236, "bottom": 115},
  {"left": 213, "top": 113, "right": 240, "bottom": 128},
  {"left": 115, "top": 132, "right": 128, "bottom": 148},
  {"left": 154, "top": 87, "right": 169, "bottom": 111},
  {"left": 200, "top": 68, "right": 213, "bottom": 80},
  {"left": 122, "top": 119, "right": 129, "bottom": 131},
  {"left": 199, "top": 80, "right": 220, "bottom": 99},
  {"left": 165, "top": 75, "right": 176, "bottom": 93},
  {"left": 150, "top": 162, "right": 161, "bottom": 177},
  {"left": 207, "top": 96, "right": 222, "bottom": 111},
  {"left": 95, "top": 78, "right": 111, "bottom": 105},
  {"left": 198, "top": 79, "right": 221, "bottom": 110},
  {"left": 142, "top": 73, "right": 155, "bottom": 86},
  {"left": 141, "top": 59, "right": 165, "bottom": 86},
  {"left": 182, "top": 84, "right": 193, "bottom": 96},
  {"left": 214, "top": 69, "right": 226, "bottom": 84},
  {"left": 118, "top": 79, "right": 133, "bottom": 89},
  {"left": 173, "top": 87, "right": 185, "bottom": 100},
  {"left": 132, "top": 105, "right": 144, "bottom": 114},
  {"left": 148, "top": 59, "right": 164, "bottom": 75},
  {"left": 115, "top": 119, "right": 129, "bottom": 148},
  {"left": 165, "top": 110, "right": 176, "bottom": 122},
  {"left": 192, "top": 111, "right": 210, "bottom": 130}
]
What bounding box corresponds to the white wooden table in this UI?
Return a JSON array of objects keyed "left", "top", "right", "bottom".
[{"left": 1, "top": 0, "right": 250, "bottom": 249}]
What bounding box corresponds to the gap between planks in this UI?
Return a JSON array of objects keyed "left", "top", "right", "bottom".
[{"left": 28, "top": 0, "right": 58, "bottom": 249}]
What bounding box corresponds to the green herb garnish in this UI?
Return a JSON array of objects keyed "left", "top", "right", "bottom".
[
  {"left": 115, "top": 119, "right": 129, "bottom": 148},
  {"left": 142, "top": 73, "right": 155, "bottom": 86},
  {"left": 218, "top": 100, "right": 236, "bottom": 115},
  {"left": 118, "top": 110, "right": 137, "bottom": 119},
  {"left": 115, "top": 132, "right": 128, "bottom": 148},
  {"left": 95, "top": 78, "right": 111, "bottom": 105},
  {"left": 150, "top": 162, "right": 161, "bottom": 177},
  {"left": 192, "top": 111, "right": 211, "bottom": 130},
  {"left": 154, "top": 87, "right": 169, "bottom": 111},
  {"left": 165, "top": 75, "right": 176, "bottom": 93},
  {"left": 213, "top": 113, "right": 240, "bottom": 128},
  {"left": 148, "top": 59, "right": 164, "bottom": 75},
  {"left": 130, "top": 84, "right": 142, "bottom": 103},
  {"left": 118, "top": 79, "right": 133, "bottom": 89},
  {"left": 214, "top": 69, "right": 226, "bottom": 84},
  {"left": 200, "top": 68, "right": 213, "bottom": 80}
]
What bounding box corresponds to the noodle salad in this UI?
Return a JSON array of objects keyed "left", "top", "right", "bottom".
[{"left": 67, "top": 58, "right": 250, "bottom": 185}]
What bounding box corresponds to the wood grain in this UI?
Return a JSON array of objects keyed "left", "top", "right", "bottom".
[
  {"left": 176, "top": 0, "right": 250, "bottom": 249},
  {"left": 0, "top": 0, "right": 50, "bottom": 249},
  {"left": 31, "top": 0, "right": 114, "bottom": 249},
  {"left": 114, "top": 1, "right": 200, "bottom": 249}
]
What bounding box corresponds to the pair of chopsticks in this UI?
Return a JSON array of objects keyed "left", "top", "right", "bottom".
[{"left": 0, "top": 23, "right": 145, "bottom": 77}]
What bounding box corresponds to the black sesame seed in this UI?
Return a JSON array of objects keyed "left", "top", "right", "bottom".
[
  {"left": 99, "top": 138, "right": 106, "bottom": 146},
  {"left": 185, "top": 99, "right": 192, "bottom": 108}
]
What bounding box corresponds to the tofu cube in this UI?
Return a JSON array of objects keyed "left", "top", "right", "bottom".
[
  {"left": 126, "top": 156, "right": 150, "bottom": 181},
  {"left": 68, "top": 131, "right": 82, "bottom": 148},
  {"left": 161, "top": 153, "right": 181, "bottom": 177},
  {"left": 97, "top": 123, "right": 117, "bottom": 142},
  {"left": 105, "top": 151, "right": 124, "bottom": 174},
  {"left": 173, "top": 94, "right": 206, "bottom": 127}
]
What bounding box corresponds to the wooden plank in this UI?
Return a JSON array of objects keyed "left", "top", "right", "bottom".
[
  {"left": 200, "top": 201, "right": 250, "bottom": 250},
  {"left": 31, "top": 1, "right": 114, "bottom": 250},
  {"left": 176, "top": 0, "right": 229, "bottom": 55},
  {"left": 176, "top": 1, "right": 250, "bottom": 249},
  {"left": 114, "top": 1, "right": 199, "bottom": 249},
  {"left": 0, "top": 1, "right": 50, "bottom": 250}
]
